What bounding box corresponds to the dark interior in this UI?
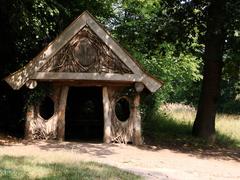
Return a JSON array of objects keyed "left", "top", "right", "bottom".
[
  {"left": 65, "top": 87, "right": 104, "bottom": 141},
  {"left": 39, "top": 96, "right": 55, "bottom": 120},
  {"left": 115, "top": 98, "right": 130, "bottom": 122}
]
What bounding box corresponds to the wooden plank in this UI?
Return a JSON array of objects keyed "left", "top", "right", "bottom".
[
  {"left": 49, "top": 81, "right": 133, "bottom": 87},
  {"left": 142, "top": 76, "right": 163, "bottom": 93},
  {"left": 32, "top": 72, "right": 143, "bottom": 82},
  {"left": 32, "top": 72, "right": 161, "bottom": 92},
  {"left": 103, "top": 87, "right": 111, "bottom": 143}
]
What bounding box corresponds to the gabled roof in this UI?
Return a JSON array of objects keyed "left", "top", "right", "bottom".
[{"left": 4, "top": 11, "right": 162, "bottom": 92}]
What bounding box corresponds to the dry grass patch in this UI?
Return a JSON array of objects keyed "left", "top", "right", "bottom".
[
  {"left": 143, "top": 103, "right": 240, "bottom": 150},
  {"left": 159, "top": 103, "right": 240, "bottom": 148}
]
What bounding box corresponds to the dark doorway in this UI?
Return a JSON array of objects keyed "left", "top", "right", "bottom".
[{"left": 65, "top": 87, "right": 104, "bottom": 141}]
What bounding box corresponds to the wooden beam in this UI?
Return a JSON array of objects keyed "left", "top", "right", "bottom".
[
  {"left": 48, "top": 81, "right": 133, "bottom": 87},
  {"left": 32, "top": 72, "right": 161, "bottom": 92},
  {"left": 103, "top": 87, "right": 111, "bottom": 143},
  {"left": 32, "top": 72, "right": 142, "bottom": 82}
]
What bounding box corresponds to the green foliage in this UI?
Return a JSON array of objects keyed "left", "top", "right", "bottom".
[
  {"left": 219, "top": 50, "right": 240, "bottom": 114},
  {"left": 112, "top": 0, "right": 204, "bottom": 107},
  {"left": 113, "top": 0, "right": 239, "bottom": 114},
  {"left": 3, "top": 0, "right": 117, "bottom": 73},
  {"left": 133, "top": 42, "right": 202, "bottom": 104},
  {"left": 8, "top": 0, "right": 64, "bottom": 70}
]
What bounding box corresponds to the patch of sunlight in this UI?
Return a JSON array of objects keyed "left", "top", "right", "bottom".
[
  {"left": 216, "top": 114, "right": 240, "bottom": 142},
  {"left": 21, "top": 164, "right": 52, "bottom": 179},
  {"left": 161, "top": 103, "right": 240, "bottom": 147},
  {"left": 160, "top": 103, "right": 196, "bottom": 125},
  {"left": 87, "top": 163, "right": 105, "bottom": 173}
]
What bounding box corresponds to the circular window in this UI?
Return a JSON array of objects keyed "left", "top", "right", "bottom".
[
  {"left": 115, "top": 98, "right": 130, "bottom": 122},
  {"left": 39, "top": 96, "right": 54, "bottom": 120}
]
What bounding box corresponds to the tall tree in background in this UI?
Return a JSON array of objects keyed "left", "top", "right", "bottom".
[
  {"left": 192, "top": 0, "right": 226, "bottom": 139},
  {"left": 114, "top": 0, "right": 239, "bottom": 140}
]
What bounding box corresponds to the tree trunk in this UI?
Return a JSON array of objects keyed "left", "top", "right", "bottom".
[{"left": 192, "top": 0, "right": 226, "bottom": 139}]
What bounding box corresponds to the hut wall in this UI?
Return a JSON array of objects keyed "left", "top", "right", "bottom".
[
  {"left": 25, "top": 85, "right": 142, "bottom": 144},
  {"left": 25, "top": 86, "right": 61, "bottom": 140},
  {"left": 107, "top": 87, "right": 135, "bottom": 144}
]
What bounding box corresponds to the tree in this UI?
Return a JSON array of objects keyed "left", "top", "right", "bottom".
[{"left": 192, "top": 0, "right": 226, "bottom": 139}]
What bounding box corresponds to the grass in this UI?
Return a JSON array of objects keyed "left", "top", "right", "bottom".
[
  {"left": 143, "top": 103, "right": 240, "bottom": 149},
  {"left": 0, "top": 155, "right": 141, "bottom": 180}
]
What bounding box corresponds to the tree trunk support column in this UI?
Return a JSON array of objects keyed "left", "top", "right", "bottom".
[
  {"left": 103, "top": 86, "right": 111, "bottom": 143},
  {"left": 25, "top": 105, "right": 34, "bottom": 139},
  {"left": 57, "top": 86, "right": 69, "bottom": 141},
  {"left": 133, "top": 94, "right": 142, "bottom": 145}
]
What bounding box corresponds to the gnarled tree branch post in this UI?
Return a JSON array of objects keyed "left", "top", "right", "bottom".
[
  {"left": 57, "top": 86, "right": 69, "bottom": 141},
  {"left": 133, "top": 94, "right": 142, "bottom": 145},
  {"left": 103, "top": 86, "right": 111, "bottom": 143},
  {"left": 25, "top": 105, "right": 34, "bottom": 139}
]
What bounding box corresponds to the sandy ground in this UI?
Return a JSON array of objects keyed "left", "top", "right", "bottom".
[{"left": 0, "top": 141, "right": 239, "bottom": 180}]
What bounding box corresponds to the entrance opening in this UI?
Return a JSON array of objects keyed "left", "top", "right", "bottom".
[{"left": 65, "top": 87, "right": 104, "bottom": 141}]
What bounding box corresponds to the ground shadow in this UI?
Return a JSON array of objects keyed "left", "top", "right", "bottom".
[{"left": 22, "top": 140, "right": 118, "bottom": 158}]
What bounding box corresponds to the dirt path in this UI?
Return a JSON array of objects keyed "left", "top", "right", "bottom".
[{"left": 0, "top": 141, "right": 239, "bottom": 179}]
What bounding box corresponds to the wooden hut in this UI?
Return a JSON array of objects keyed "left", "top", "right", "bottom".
[{"left": 4, "top": 11, "right": 162, "bottom": 145}]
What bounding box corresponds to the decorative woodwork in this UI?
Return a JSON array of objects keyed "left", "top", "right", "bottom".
[{"left": 39, "top": 27, "right": 132, "bottom": 74}]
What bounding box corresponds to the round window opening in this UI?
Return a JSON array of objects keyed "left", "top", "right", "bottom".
[
  {"left": 39, "top": 96, "right": 54, "bottom": 120},
  {"left": 115, "top": 98, "right": 130, "bottom": 122}
]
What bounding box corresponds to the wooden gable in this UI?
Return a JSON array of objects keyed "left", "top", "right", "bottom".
[
  {"left": 4, "top": 11, "right": 162, "bottom": 92},
  {"left": 38, "top": 27, "right": 132, "bottom": 74}
]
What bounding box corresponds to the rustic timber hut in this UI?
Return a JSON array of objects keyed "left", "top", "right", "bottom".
[{"left": 4, "top": 11, "right": 162, "bottom": 145}]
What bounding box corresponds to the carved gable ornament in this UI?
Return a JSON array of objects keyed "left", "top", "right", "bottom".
[
  {"left": 4, "top": 11, "right": 162, "bottom": 92},
  {"left": 39, "top": 27, "right": 132, "bottom": 74}
]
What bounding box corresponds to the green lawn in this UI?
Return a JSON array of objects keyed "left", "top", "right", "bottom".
[
  {"left": 143, "top": 103, "right": 240, "bottom": 149},
  {"left": 0, "top": 155, "right": 141, "bottom": 180}
]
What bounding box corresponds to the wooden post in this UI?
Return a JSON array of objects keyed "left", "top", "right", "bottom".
[
  {"left": 25, "top": 105, "right": 34, "bottom": 139},
  {"left": 133, "top": 94, "right": 142, "bottom": 145},
  {"left": 57, "top": 86, "right": 69, "bottom": 141},
  {"left": 103, "top": 86, "right": 111, "bottom": 143}
]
